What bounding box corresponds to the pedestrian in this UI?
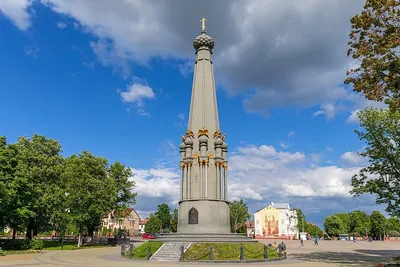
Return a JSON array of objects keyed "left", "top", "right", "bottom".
[
  {"left": 314, "top": 236, "right": 319, "bottom": 246},
  {"left": 277, "top": 242, "right": 282, "bottom": 257},
  {"left": 282, "top": 242, "right": 287, "bottom": 256},
  {"left": 300, "top": 238, "right": 304, "bottom": 247}
]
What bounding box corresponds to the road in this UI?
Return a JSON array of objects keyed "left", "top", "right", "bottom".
[{"left": 0, "top": 239, "right": 398, "bottom": 266}]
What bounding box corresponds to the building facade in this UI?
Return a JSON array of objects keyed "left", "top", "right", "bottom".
[
  {"left": 254, "top": 202, "right": 299, "bottom": 239},
  {"left": 102, "top": 208, "right": 142, "bottom": 234}
]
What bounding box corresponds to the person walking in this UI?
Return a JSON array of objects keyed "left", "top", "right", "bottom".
[
  {"left": 300, "top": 238, "right": 304, "bottom": 247},
  {"left": 314, "top": 236, "right": 319, "bottom": 246}
]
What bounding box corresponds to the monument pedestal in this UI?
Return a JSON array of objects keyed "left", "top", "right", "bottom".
[{"left": 177, "top": 199, "right": 230, "bottom": 234}]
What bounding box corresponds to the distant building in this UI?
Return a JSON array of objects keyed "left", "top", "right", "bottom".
[
  {"left": 245, "top": 220, "right": 254, "bottom": 237},
  {"left": 102, "top": 208, "right": 142, "bottom": 234},
  {"left": 139, "top": 218, "right": 149, "bottom": 233},
  {"left": 254, "top": 202, "right": 299, "bottom": 239}
]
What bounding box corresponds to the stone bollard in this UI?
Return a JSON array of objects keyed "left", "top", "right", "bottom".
[
  {"left": 209, "top": 246, "right": 213, "bottom": 261},
  {"left": 146, "top": 244, "right": 151, "bottom": 260},
  {"left": 129, "top": 243, "right": 134, "bottom": 259},
  {"left": 121, "top": 243, "right": 125, "bottom": 257},
  {"left": 263, "top": 244, "right": 268, "bottom": 259},
  {"left": 239, "top": 246, "right": 244, "bottom": 261}
]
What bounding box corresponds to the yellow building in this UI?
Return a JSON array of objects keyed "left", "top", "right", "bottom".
[{"left": 254, "top": 202, "right": 299, "bottom": 239}]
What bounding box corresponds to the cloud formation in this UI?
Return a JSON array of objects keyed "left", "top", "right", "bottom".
[
  {"left": 5, "top": 0, "right": 372, "bottom": 119},
  {"left": 0, "top": 0, "right": 32, "bottom": 30}
]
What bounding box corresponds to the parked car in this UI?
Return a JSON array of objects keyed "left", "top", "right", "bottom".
[{"left": 142, "top": 233, "right": 155, "bottom": 239}]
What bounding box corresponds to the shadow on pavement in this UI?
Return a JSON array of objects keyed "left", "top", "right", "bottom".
[{"left": 290, "top": 250, "right": 400, "bottom": 266}]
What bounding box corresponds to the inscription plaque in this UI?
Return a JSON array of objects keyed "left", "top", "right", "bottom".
[{"left": 188, "top": 207, "right": 198, "bottom": 224}]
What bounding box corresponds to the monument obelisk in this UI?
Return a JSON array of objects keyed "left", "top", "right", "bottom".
[{"left": 177, "top": 18, "right": 230, "bottom": 234}]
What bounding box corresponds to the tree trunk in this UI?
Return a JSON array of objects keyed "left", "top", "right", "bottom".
[
  {"left": 12, "top": 229, "right": 16, "bottom": 240},
  {"left": 77, "top": 233, "right": 81, "bottom": 248},
  {"left": 26, "top": 221, "right": 33, "bottom": 240}
]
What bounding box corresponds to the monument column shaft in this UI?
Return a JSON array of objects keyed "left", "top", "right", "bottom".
[
  {"left": 224, "top": 168, "right": 227, "bottom": 201},
  {"left": 180, "top": 168, "right": 183, "bottom": 201},
  {"left": 216, "top": 165, "right": 220, "bottom": 199},
  {"left": 188, "top": 165, "right": 191, "bottom": 199}
]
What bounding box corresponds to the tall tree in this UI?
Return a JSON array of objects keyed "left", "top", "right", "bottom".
[
  {"left": 386, "top": 216, "right": 400, "bottom": 234},
  {"left": 63, "top": 151, "right": 117, "bottom": 247},
  {"left": 324, "top": 215, "right": 345, "bottom": 237},
  {"left": 335, "top": 213, "right": 350, "bottom": 234},
  {"left": 305, "top": 223, "right": 324, "bottom": 237},
  {"left": 11, "top": 135, "right": 64, "bottom": 239},
  {"left": 170, "top": 208, "right": 178, "bottom": 233},
  {"left": 229, "top": 199, "right": 251, "bottom": 233},
  {"left": 349, "top": 210, "right": 371, "bottom": 236},
  {"left": 350, "top": 108, "right": 400, "bottom": 217},
  {"left": 345, "top": 0, "right": 400, "bottom": 110},
  {"left": 144, "top": 214, "right": 161, "bottom": 234},
  {"left": 293, "top": 208, "right": 306, "bottom": 232},
  {"left": 370, "top": 210, "right": 387, "bottom": 239},
  {"left": 108, "top": 161, "right": 136, "bottom": 207},
  {"left": 155, "top": 203, "right": 172, "bottom": 231}
]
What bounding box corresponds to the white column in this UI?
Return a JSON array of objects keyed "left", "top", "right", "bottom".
[
  {"left": 187, "top": 164, "right": 191, "bottom": 199},
  {"left": 199, "top": 162, "right": 203, "bottom": 198},
  {"left": 205, "top": 163, "right": 208, "bottom": 198},
  {"left": 180, "top": 166, "right": 183, "bottom": 201},
  {"left": 216, "top": 163, "right": 220, "bottom": 199},
  {"left": 183, "top": 165, "right": 187, "bottom": 200},
  {"left": 224, "top": 166, "right": 227, "bottom": 201}
]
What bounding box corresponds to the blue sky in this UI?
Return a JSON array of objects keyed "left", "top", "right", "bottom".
[{"left": 0, "top": 0, "right": 387, "bottom": 228}]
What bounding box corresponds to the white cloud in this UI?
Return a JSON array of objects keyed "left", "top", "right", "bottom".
[
  {"left": 137, "top": 109, "right": 150, "bottom": 117},
  {"left": 312, "top": 103, "right": 336, "bottom": 120},
  {"left": 327, "top": 147, "right": 333, "bottom": 153},
  {"left": 24, "top": 46, "right": 39, "bottom": 58},
  {"left": 346, "top": 109, "right": 360, "bottom": 124},
  {"left": 0, "top": 0, "right": 32, "bottom": 30},
  {"left": 17, "top": 0, "right": 366, "bottom": 117},
  {"left": 120, "top": 82, "right": 155, "bottom": 106},
  {"left": 288, "top": 131, "right": 296, "bottom": 138},
  {"left": 177, "top": 113, "right": 185, "bottom": 121},
  {"left": 310, "top": 153, "right": 320, "bottom": 163},
  {"left": 279, "top": 141, "right": 289, "bottom": 149},
  {"left": 57, "top": 21, "right": 67, "bottom": 29},
  {"left": 340, "top": 151, "right": 364, "bottom": 166}
]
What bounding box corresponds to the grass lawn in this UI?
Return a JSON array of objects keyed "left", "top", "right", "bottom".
[
  {"left": 0, "top": 240, "right": 109, "bottom": 255},
  {"left": 184, "top": 243, "right": 279, "bottom": 261},
  {"left": 124, "top": 241, "right": 164, "bottom": 259}
]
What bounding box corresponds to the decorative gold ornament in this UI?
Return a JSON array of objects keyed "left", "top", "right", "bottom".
[
  {"left": 198, "top": 127, "right": 209, "bottom": 137},
  {"left": 213, "top": 130, "right": 221, "bottom": 139},
  {"left": 181, "top": 135, "right": 185, "bottom": 142},
  {"left": 223, "top": 163, "right": 228, "bottom": 170},
  {"left": 208, "top": 153, "right": 214, "bottom": 159},
  {"left": 204, "top": 159, "right": 209, "bottom": 165},
  {"left": 180, "top": 163, "right": 184, "bottom": 169},
  {"left": 193, "top": 153, "right": 199, "bottom": 159},
  {"left": 186, "top": 129, "right": 194, "bottom": 138},
  {"left": 221, "top": 134, "right": 226, "bottom": 141},
  {"left": 200, "top": 17, "right": 207, "bottom": 31}
]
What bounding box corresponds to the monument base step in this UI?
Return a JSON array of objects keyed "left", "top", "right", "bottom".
[{"left": 154, "top": 233, "right": 257, "bottom": 243}]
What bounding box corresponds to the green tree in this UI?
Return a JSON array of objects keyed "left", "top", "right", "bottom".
[
  {"left": 349, "top": 210, "right": 371, "bottom": 236},
  {"left": 170, "top": 208, "right": 178, "bottom": 233},
  {"left": 155, "top": 203, "right": 172, "bottom": 231},
  {"left": 324, "top": 215, "right": 345, "bottom": 237},
  {"left": 229, "top": 199, "right": 251, "bottom": 233},
  {"left": 293, "top": 208, "right": 306, "bottom": 232},
  {"left": 108, "top": 161, "right": 136, "bottom": 207},
  {"left": 305, "top": 223, "right": 324, "bottom": 237},
  {"left": 386, "top": 216, "right": 400, "bottom": 236},
  {"left": 10, "top": 135, "right": 64, "bottom": 239},
  {"left": 335, "top": 213, "right": 350, "bottom": 234},
  {"left": 144, "top": 214, "right": 161, "bottom": 234},
  {"left": 345, "top": 0, "right": 400, "bottom": 110},
  {"left": 350, "top": 108, "right": 400, "bottom": 217},
  {"left": 63, "top": 151, "right": 117, "bottom": 247},
  {"left": 370, "top": 210, "right": 387, "bottom": 239}
]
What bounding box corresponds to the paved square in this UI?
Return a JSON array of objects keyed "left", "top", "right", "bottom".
[{"left": 1, "top": 240, "right": 399, "bottom": 267}]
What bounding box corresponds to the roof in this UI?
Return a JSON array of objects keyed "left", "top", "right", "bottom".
[
  {"left": 139, "top": 218, "right": 149, "bottom": 225},
  {"left": 245, "top": 220, "right": 254, "bottom": 228},
  {"left": 271, "top": 202, "right": 290, "bottom": 209}
]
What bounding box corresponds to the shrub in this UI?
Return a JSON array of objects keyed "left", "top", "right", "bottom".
[
  {"left": 0, "top": 240, "right": 30, "bottom": 250},
  {"left": 30, "top": 239, "right": 44, "bottom": 250}
]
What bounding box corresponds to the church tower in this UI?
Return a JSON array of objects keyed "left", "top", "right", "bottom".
[{"left": 177, "top": 18, "right": 230, "bottom": 233}]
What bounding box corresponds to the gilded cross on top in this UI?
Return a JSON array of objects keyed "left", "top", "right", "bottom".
[{"left": 200, "top": 18, "right": 207, "bottom": 31}]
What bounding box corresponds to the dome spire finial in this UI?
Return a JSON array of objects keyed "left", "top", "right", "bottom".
[{"left": 200, "top": 17, "right": 207, "bottom": 32}]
